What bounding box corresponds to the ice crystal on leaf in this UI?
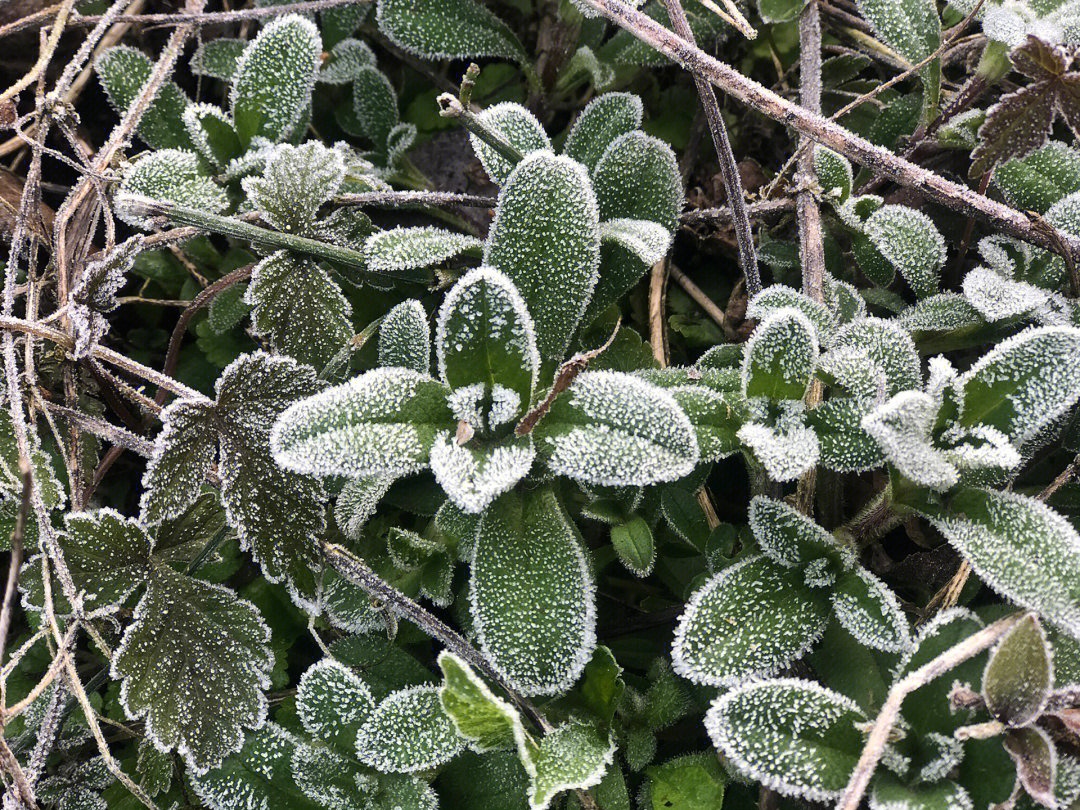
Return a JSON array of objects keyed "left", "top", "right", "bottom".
[
  {"left": 831, "top": 567, "right": 912, "bottom": 652},
  {"left": 117, "top": 150, "right": 228, "bottom": 228},
  {"left": 112, "top": 561, "right": 272, "bottom": 774},
  {"left": 70, "top": 236, "right": 140, "bottom": 358},
  {"left": 364, "top": 227, "right": 482, "bottom": 277},
  {"left": 807, "top": 399, "right": 886, "bottom": 473},
  {"left": 471, "top": 488, "right": 596, "bottom": 696},
  {"left": 55, "top": 509, "right": 151, "bottom": 618},
  {"left": 962, "top": 266, "right": 1051, "bottom": 322},
  {"left": 190, "top": 38, "right": 245, "bottom": 81},
  {"left": 813, "top": 145, "right": 854, "bottom": 202},
  {"left": 667, "top": 384, "right": 744, "bottom": 462},
  {"left": 834, "top": 317, "right": 921, "bottom": 396},
  {"left": 862, "top": 390, "right": 959, "bottom": 491},
  {"left": 319, "top": 38, "right": 377, "bottom": 84},
  {"left": 378, "top": 299, "right": 431, "bottom": 375},
  {"left": 748, "top": 496, "right": 854, "bottom": 570},
  {"left": 376, "top": 0, "right": 527, "bottom": 65},
  {"left": 527, "top": 721, "right": 615, "bottom": 810},
  {"left": 746, "top": 285, "right": 838, "bottom": 341},
  {"left": 863, "top": 205, "right": 947, "bottom": 298},
  {"left": 871, "top": 772, "right": 974, "bottom": 810},
  {"left": 741, "top": 307, "right": 818, "bottom": 400},
  {"left": 242, "top": 142, "right": 345, "bottom": 234},
  {"left": 430, "top": 432, "right": 535, "bottom": 514},
  {"left": 468, "top": 102, "right": 551, "bottom": 185},
  {"left": 598, "top": 218, "right": 673, "bottom": 266},
  {"left": 671, "top": 555, "right": 830, "bottom": 686},
  {"left": 536, "top": 370, "right": 698, "bottom": 486},
  {"left": 95, "top": 45, "right": 193, "bottom": 150},
  {"left": 229, "top": 15, "right": 321, "bottom": 146},
  {"left": 563, "top": 92, "right": 643, "bottom": 174},
  {"left": 139, "top": 400, "right": 216, "bottom": 525},
  {"left": 737, "top": 411, "right": 821, "bottom": 483},
  {"left": 182, "top": 103, "right": 242, "bottom": 171},
  {"left": 485, "top": 151, "right": 600, "bottom": 360},
  {"left": 297, "top": 659, "right": 377, "bottom": 752},
  {"left": 982, "top": 613, "right": 1053, "bottom": 726},
  {"left": 352, "top": 65, "right": 399, "bottom": 149},
  {"left": 355, "top": 685, "right": 464, "bottom": 772},
  {"left": 437, "top": 650, "right": 529, "bottom": 753}
]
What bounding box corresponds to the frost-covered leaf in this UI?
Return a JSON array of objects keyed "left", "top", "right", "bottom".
[
  {"left": 705, "top": 678, "right": 865, "bottom": 801},
  {"left": 376, "top": 0, "right": 527, "bottom": 64},
  {"left": 832, "top": 567, "right": 911, "bottom": 652},
  {"left": 870, "top": 772, "right": 974, "bottom": 810},
  {"left": 556, "top": 45, "right": 615, "bottom": 95},
  {"left": 272, "top": 367, "right": 453, "bottom": 478},
  {"left": 585, "top": 131, "right": 681, "bottom": 323},
  {"left": 230, "top": 15, "right": 321, "bottom": 145},
  {"left": 741, "top": 308, "right": 818, "bottom": 400},
  {"left": 298, "top": 658, "right": 376, "bottom": 752},
  {"left": 962, "top": 266, "right": 1049, "bottom": 321},
  {"left": 671, "top": 555, "right": 830, "bottom": 686},
  {"left": 668, "top": 385, "right": 744, "bottom": 462},
  {"left": 898, "top": 293, "right": 988, "bottom": 337},
  {"left": 807, "top": 399, "right": 886, "bottom": 473},
  {"left": 290, "top": 743, "right": 368, "bottom": 810},
  {"left": 957, "top": 326, "right": 1080, "bottom": 445},
  {"left": 136, "top": 738, "right": 173, "bottom": 797},
  {"left": 182, "top": 103, "right": 242, "bottom": 171},
  {"left": 118, "top": 150, "right": 228, "bottom": 229},
  {"left": 190, "top": 723, "right": 321, "bottom": 810},
  {"left": 817, "top": 347, "right": 888, "bottom": 400},
  {"left": 599, "top": 218, "right": 672, "bottom": 266},
  {"left": 855, "top": 0, "right": 940, "bottom": 104},
  {"left": 140, "top": 400, "right": 216, "bottom": 525},
  {"left": 95, "top": 46, "right": 193, "bottom": 150},
  {"left": 983, "top": 613, "right": 1052, "bottom": 726},
  {"left": 57, "top": 509, "right": 151, "bottom": 617},
  {"left": 863, "top": 391, "right": 958, "bottom": 491},
  {"left": 535, "top": 370, "right": 698, "bottom": 486},
  {"left": 611, "top": 515, "right": 655, "bottom": 576},
  {"left": 471, "top": 488, "right": 596, "bottom": 696},
  {"left": 112, "top": 562, "right": 272, "bottom": 774},
  {"left": 1003, "top": 727, "right": 1057, "bottom": 807},
  {"left": 352, "top": 65, "right": 399, "bottom": 148},
  {"left": 379, "top": 300, "right": 430, "bottom": 374},
  {"left": 365, "top": 226, "right": 481, "bottom": 278},
  {"left": 319, "top": 37, "right": 377, "bottom": 84},
  {"left": 748, "top": 496, "right": 853, "bottom": 570},
  {"left": 245, "top": 250, "right": 352, "bottom": 370},
  {"left": 737, "top": 416, "right": 821, "bottom": 483},
  {"left": 430, "top": 432, "right": 534, "bottom": 514},
  {"left": 335, "top": 475, "right": 395, "bottom": 540},
  {"left": 355, "top": 685, "right": 464, "bottom": 772},
  {"left": 931, "top": 488, "right": 1080, "bottom": 639},
  {"left": 191, "top": 38, "right": 246, "bottom": 80},
  {"left": 528, "top": 721, "right": 615, "bottom": 810},
  {"left": 241, "top": 142, "right": 345, "bottom": 234},
  {"left": 437, "top": 650, "right": 527, "bottom": 752},
  {"left": 563, "top": 93, "right": 643, "bottom": 174},
  {"left": 993, "top": 141, "right": 1080, "bottom": 214},
  {"left": 864, "top": 205, "right": 946, "bottom": 298},
  {"left": 746, "top": 284, "right": 838, "bottom": 340},
  {"left": 468, "top": 102, "right": 550, "bottom": 186},
  {"left": 814, "top": 146, "right": 853, "bottom": 203},
  {"left": 70, "top": 236, "right": 140, "bottom": 358},
  {"left": 833, "top": 317, "right": 921, "bottom": 396}
]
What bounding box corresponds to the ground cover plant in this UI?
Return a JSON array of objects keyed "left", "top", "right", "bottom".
[{"left": 3, "top": 0, "right": 1080, "bottom": 806}]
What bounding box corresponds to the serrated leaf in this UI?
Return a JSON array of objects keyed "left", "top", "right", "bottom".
[
  {"left": 376, "top": 0, "right": 526, "bottom": 64},
  {"left": 993, "top": 141, "right": 1080, "bottom": 214},
  {"left": 814, "top": 146, "right": 853, "bottom": 203},
  {"left": 957, "top": 326, "right": 1080, "bottom": 445},
  {"left": 70, "top": 236, "right": 140, "bottom": 358},
  {"left": 112, "top": 561, "right": 272, "bottom": 773},
  {"left": 438, "top": 650, "right": 528, "bottom": 752},
  {"left": 748, "top": 496, "right": 854, "bottom": 570},
  {"left": 535, "top": 370, "right": 699, "bottom": 486},
  {"left": 241, "top": 142, "right": 345, "bottom": 234},
  {"left": 298, "top": 658, "right": 377, "bottom": 752},
  {"left": 95, "top": 45, "right": 193, "bottom": 150},
  {"left": 471, "top": 488, "right": 596, "bottom": 696},
  {"left": 863, "top": 205, "right": 946, "bottom": 298},
  {"left": 834, "top": 317, "right": 920, "bottom": 396},
  {"left": 971, "top": 80, "right": 1056, "bottom": 179},
  {"left": 528, "top": 721, "right": 615, "bottom": 810},
  {"left": 140, "top": 400, "right": 216, "bottom": 524},
  {"left": 136, "top": 738, "right": 172, "bottom": 797},
  {"left": 355, "top": 684, "right": 464, "bottom": 772},
  {"left": 671, "top": 555, "right": 830, "bottom": 686},
  {"left": 599, "top": 218, "right": 672, "bottom": 266},
  {"left": 190, "top": 38, "right": 245, "bottom": 80},
  {"left": 335, "top": 475, "right": 395, "bottom": 540},
  {"left": 468, "top": 102, "right": 551, "bottom": 186},
  {"left": 611, "top": 515, "right": 655, "bottom": 576},
  {"left": 365, "top": 226, "right": 482, "bottom": 277},
  {"left": 352, "top": 65, "right": 399, "bottom": 148},
  {"left": 290, "top": 743, "right": 368, "bottom": 810},
  {"left": 182, "top": 103, "right": 242, "bottom": 171},
  {"left": 485, "top": 152, "right": 599, "bottom": 359},
  {"left": 932, "top": 488, "right": 1080, "bottom": 639},
  {"left": 742, "top": 308, "right": 818, "bottom": 400},
  {"left": 118, "top": 149, "right": 228, "bottom": 229},
  {"left": 378, "top": 300, "right": 430, "bottom": 374},
  {"left": 272, "top": 367, "right": 453, "bottom": 478},
  {"left": 57, "top": 509, "right": 151, "bottom": 617},
  {"left": 832, "top": 567, "right": 911, "bottom": 652},
  {"left": 705, "top": 678, "right": 866, "bottom": 801},
  {"left": 563, "top": 93, "right": 643, "bottom": 174},
  {"left": 983, "top": 613, "right": 1053, "bottom": 726},
  {"left": 244, "top": 250, "right": 352, "bottom": 371},
  {"left": 230, "top": 15, "right": 321, "bottom": 145}
]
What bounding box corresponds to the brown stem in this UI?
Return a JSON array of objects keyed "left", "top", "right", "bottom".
[{"left": 0, "top": 469, "right": 30, "bottom": 709}]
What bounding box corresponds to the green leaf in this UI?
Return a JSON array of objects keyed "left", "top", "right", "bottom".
[
  {"left": 436, "top": 267, "right": 539, "bottom": 425},
  {"left": 748, "top": 496, "right": 854, "bottom": 570},
  {"left": 245, "top": 250, "right": 353, "bottom": 370},
  {"left": 319, "top": 37, "right": 376, "bottom": 84},
  {"left": 379, "top": 300, "right": 431, "bottom": 374},
  {"left": 485, "top": 151, "right": 600, "bottom": 360},
  {"left": 563, "top": 93, "right": 643, "bottom": 175},
  {"left": 297, "top": 658, "right": 377, "bottom": 752},
  {"left": 737, "top": 416, "right": 821, "bottom": 483},
  {"left": 855, "top": 0, "right": 940, "bottom": 106},
  {"left": 982, "top": 614, "right": 1053, "bottom": 726},
  {"left": 598, "top": 219, "right": 672, "bottom": 266},
  {"left": 758, "top": 0, "right": 809, "bottom": 22},
  {"left": 118, "top": 149, "right": 228, "bottom": 229},
  {"left": 862, "top": 391, "right": 959, "bottom": 491},
  {"left": 578, "top": 646, "right": 625, "bottom": 726},
  {"left": 993, "top": 141, "right": 1080, "bottom": 214},
  {"left": 95, "top": 46, "right": 194, "bottom": 150},
  {"left": 430, "top": 432, "right": 535, "bottom": 514},
  {"left": 139, "top": 401, "right": 216, "bottom": 524},
  {"left": 336, "top": 476, "right": 395, "bottom": 540},
  {"left": 611, "top": 515, "right": 655, "bottom": 576},
  {"left": 647, "top": 753, "right": 727, "bottom": 810},
  {"left": 831, "top": 568, "right": 911, "bottom": 652},
  {"left": 438, "top": 650, "right": 528, "bottom": 752},
  {"left": 353, "top": 65, "right": 399, "bottom": 148},
  {"left": 0, "top": 410, "right": 64, "bottom": 511},
  {"left": 190, "top": 38, "right": 245, "bottom": 80},
  {"left": 290, "top": 743, "right": 370, "bottom": 809},
  {"left": 863, "top": 205, "right": 946, "bottom": 298},
  {"left": 585, "top": 131, "right": 682, "bottom": 323},
  {"left": 807, "top": 399, "right": 886, "bottom": 473},
  {"left": 272, "top": 367, "right": 453, "bottom": 478},
  {"left": 376, "top": 0, "right": 527, "bottom": 64},
  {"left": 191, "top": 723, "right": 321, "bottom": 810},
  {"left": 671, "top": 555, "right": 831, "bottom": 686},
  {"left": 747, "top": 284, "right": 838, "bottom": 339},
  {"left": 957, "top": 326, "right": 1080, "bottom": 445},
  {"left": 527, "top": 721, "right": 615, "bottom": 810},
  {"left": 668, "top": 385, "right": 744, "bottom": 462},
  {"left": 1003, "top": 726, "right": 1057, "bottom": 807},
  {"left": 57, "top": 509, "right": 151, "bottom": 617},
  {"left": 230, "top": 14, "right": 321, "bottom": 145},
  {"left": 241, "top": 142, "right": 345, "bottom": 234},
  {"left": 365, "top": 226, "right": 482, "bottom": 277},
  {"left": 469, "top": 102, "right": 551, "bottom": 185},
  {"left": 932, "top": 488, "right": 1080, "bottom": 639},
  {"left": 471, "top": 488, "right": 596, "bottom": 696},
  {"left": 182, "top": 103, "right": 243, "bottom": 172},
  {"left": 814, "top": 146, "right": 854, "bottom": 202},
  {"left": 870, "top": 772, "right": 974, "bottom": 810},
  {"left": 534, "top": 370, "right": 699, "bottom": 486},
  {"left": 440, "top": 751, "right": 530, "bottom": 810},
  {"left": 355, "top": 684, "right": 464, "bottom": 772},
  {"left": 705, "top": 678, "right": 866, "bottom": 801},
  {"left": 833, "top": 317, "right": 920, "bottom": 396},
  {"left": 136, "top": 738, "right": 173, "bottom": 797},
  {"left": 112, "top": 562, "right": 272, "bottom": 773},
  {"left": 742, "top": 308, "right": 818, "bottom": 400}
]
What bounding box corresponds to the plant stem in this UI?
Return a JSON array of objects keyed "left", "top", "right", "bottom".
[{"left": 437, "top": 93, "right": 525, "bottom": 166}]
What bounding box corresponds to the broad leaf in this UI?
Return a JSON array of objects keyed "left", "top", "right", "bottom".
[
  {"left": 863, "top": 205, "right": 946, "bottom": 298},
  {"left": 183, "top": 103, "right": 242, "bottom": 170},
  {"left": 833, "top": 318, "right": 920, "bottom": 396},
  {"left": 375, "top": 0, "right": 527, "bottom": 65},
  {"left": 807, "top": 399, "right": 886, "bottom": 473},
  {"left": 355, "top": 685, "right": 464, "bottom": 772},
  {"left": 438, "top": 650, "right": 528, "bottom": 752},
  {"left": 118, "top": 149, "right": 228, "bottom": 228},
  {"left": 611, "top": 515, "right": 656, "bottom": 576},
  {"left": 862, "top": 391, "right": 958, "bottom": 491},
  {"left": 737, "top": 417, "right": 821, "bottom": 483},
  {"left": 140, "top": 400, "right": 216, "bottom": 525},
  {"left": 471, "top": 488, "right": 596, "bottom": 696},
  {"left": 57, "top": 509, "right": 151, "bottom": 617},
  {"left": 599, "top": 218, "right": 672, "bottom": 266},
  {"left": 814, "top": 146, "right": 853, "bottom": 203},
  {"left": 527, "top": 721, "right": 615, "bottom": 810},
  {"left": 1003, "top": 727, "right": 1057, "bottom": 807},
  {"left": 742, "top": 308, "right": 818, "bottom": 400},
  {"left": 297, "top": 659, "right": 377, "bottom": 751},
  {"left": 647, "top": 753, "right": 727, "bottom": 810},
  {"left": 983, "top": 614, "right": 1053, "bottom": 726},
  {"left": 430, "top": 432, "right": 535, "bottom": 514},
  {"left": 95, "top": 45, "right": 193, "bottom": 150},
  {"left": 352, "top": 65, "right": 399, "bottom": 148},
  {"left": 831, "top": 568, "right": 911, "bottom": 652},
  {"left": 379, "top": 299, "right": 431, "bottom": 374},
  {"left": 668, "top": 385, "right": 744, "bottom": 462},
  {"left": 748, "top": 496, "right": 853, "bottom": 570},
  {"left": 190, "top": 38, "right": 245, "bottom": 80},
  {"left": 870, "top": 772, "right": 974, "bottom": 810},
  {"left": 320, "top": 38, "right": 376, "bottom": 83},
  {"left": 855, "top": 0, "right": 941, "bottom": 107},
  {"left": 746, "top": 284, "right": 837, "bottom": 339},
  {"left": 364, "top": 226, "right": 482, "bottom": 277},
  {"left": 994, "top": 141, "right": 1080, "bottom": 214},
  {"left": 241, "top": 142, "right": 345, "bottom": 234},
  {"left": 468, "top": 102, "right": 551, "bottom": 186},
  {"left": 563, "top": 92, "right": 643, "bottom": 174}
]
